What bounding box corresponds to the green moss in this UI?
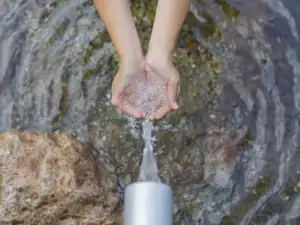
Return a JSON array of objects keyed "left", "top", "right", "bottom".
[
  {"left": 131, "top": 0, "right": 158, "bottom": 53},
  {"left": 132, "top": 1, "right": 146, "bottom": 22},
  {"left": 52, "top": 74, "right": 70, "bottom": 125},
  {"left": 39, "top": 1, "right": 58, "bottom": 25},
  {"left": 110, "top": 50, "right": 120, "bottom": 71},
  {"left": 184, "top": 10, "right": 221, "bottom": 40},
  {"left": 280, "top": 192, "right": 290, "bottom": 201},
  {"left": 48, "top": 18, "right": 71, "bottom": 45},
  {"left": 82, "top": 63, "right": 104, "bottom": 84},
  {"left": 215, "top": 0, "right": 239, "bottom": 21},
  {"left": 171, "top": 49, "right": 202, "bottom": 118},
  {"left": 49, "top": 1, "right": 58, "bottom": 8},
  {"left": 220, "top": 175, "right": 275, "bottom": 223},
  {"left": 175, "top": 201, "right": 197, "bottom": 219},
  {"left": 219, "top": 215, "right": 236, "bottom": 225},
  {"left": 199, "top": 12, "right": 219, "bottom": 39},
  {"left": 102, "top": 221, "right": 118, "bottom": 225},
  {"left": 81, "top": 30, "right": 110, "bottom": 64},
  {"left": 253, "top": 177, "right": 273, "bottom": 196},
  {"left": 242, "top": 131, "right": 253, "bottom": 145}
]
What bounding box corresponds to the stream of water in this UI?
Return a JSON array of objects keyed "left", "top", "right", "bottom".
[
  {"left": 138, "top": 118, "right": 160, "bottom": 182},
  {"left": 1, "top": 0, "right": 300, "bottom": 224}
]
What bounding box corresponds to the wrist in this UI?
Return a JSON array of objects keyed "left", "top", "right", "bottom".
[
  {"left": 119, "top": 42, "right": 143, "bottom": 63},
  {"left": 120, "top": 53, "right": 145, "bottom": 74},
  {"left": 146, "top": 48, "right": 173, "bottom": 67},
  {"left": 116, "top": 28, "right": 144, "bottom": 72}
]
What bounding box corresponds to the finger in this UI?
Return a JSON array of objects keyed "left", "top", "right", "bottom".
[
  {"left": 149, "top": 105, "right": 170, "bottom": 120},
  {"left": 122, "top": 102, "right": 145, "bottom": 118},
  {"left": 167, "top": 78, "right": 179, "bottom": 110}
]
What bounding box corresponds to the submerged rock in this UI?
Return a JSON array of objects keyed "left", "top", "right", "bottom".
[
  {"left": 204, "top": 133, "right": 240, "bottom": 188},
  {"left": 0, "top": 130, "right": 120, "bottom": 225}
]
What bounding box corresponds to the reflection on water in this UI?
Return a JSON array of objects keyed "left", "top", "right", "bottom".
[{"left": 0, "top": 0, "right": 300, "bottom": 224}]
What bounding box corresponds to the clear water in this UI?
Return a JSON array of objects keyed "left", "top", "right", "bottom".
[
  {"left": 138, "top": 117, "right": 161, "bottom": 182},
  {"left": 1, "top": 0, "right": 300, "bottom": 224}
]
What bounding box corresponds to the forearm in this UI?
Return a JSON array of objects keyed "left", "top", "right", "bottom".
[
  {"left": 147, "top": 0, "right": 191, "bottom": 61},
  {"left": 93, "top": 0, "right": 143, "bottom": 66}
]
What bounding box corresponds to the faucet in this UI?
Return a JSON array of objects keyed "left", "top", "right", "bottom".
[{"left": 124, "top": 181, "right": 173, "bottom": 225}]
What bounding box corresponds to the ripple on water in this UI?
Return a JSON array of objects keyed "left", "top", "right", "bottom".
[{"left": 0, "top": 0, "right": 300, "bottom": 224}]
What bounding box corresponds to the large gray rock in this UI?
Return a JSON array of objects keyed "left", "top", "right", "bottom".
[{"left": 0, "top": 130, "right": 120, "bottom": 225}]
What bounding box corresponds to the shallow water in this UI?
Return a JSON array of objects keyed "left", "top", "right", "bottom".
[{"left": 1, "top": 0, "right": 300, "bottom": 224}]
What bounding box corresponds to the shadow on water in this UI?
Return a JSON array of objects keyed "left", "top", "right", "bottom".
[{"left": 1, "top": 0, "right": 300, "bottom": 224}]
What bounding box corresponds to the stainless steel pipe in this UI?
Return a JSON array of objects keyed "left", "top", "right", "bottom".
[{"left": 124, "top": 181, "right": 173, "bottom": 225}]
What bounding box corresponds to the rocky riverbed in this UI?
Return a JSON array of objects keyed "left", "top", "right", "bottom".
[{"left": 0, "top": 0, "right": 300, "bottom": 224}]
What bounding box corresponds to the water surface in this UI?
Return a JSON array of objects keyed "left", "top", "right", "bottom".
[{"left": 0, "top": 0, "right": 300, "bottom": 224}]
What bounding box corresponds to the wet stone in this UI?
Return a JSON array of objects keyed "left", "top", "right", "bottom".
[{"left": 0, "top": 130, "right": 121, "bottom": 225}]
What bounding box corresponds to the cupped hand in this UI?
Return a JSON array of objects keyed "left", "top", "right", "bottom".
[
  {"left": 145, "top": 57, "right": 180, "bottom": 120},
  {"left": 111, "top": 57, "right": 180, "bottom": 120},
  {"left": 111, "top": 59, "right": 147, "bottom": 118}
]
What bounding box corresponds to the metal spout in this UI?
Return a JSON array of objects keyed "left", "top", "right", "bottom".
[{"left": 124, "top": 181, "right": 172, "bottom": 225}]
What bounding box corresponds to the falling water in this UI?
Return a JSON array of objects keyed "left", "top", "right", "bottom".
[{"left": 138, "top": 117, "right": 161, "bottom": 182}]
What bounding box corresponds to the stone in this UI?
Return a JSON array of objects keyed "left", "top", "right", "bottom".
[
  {"left": 288, "top": 194, "right": 300, "bottom": 220},
  {"left": 0, "top": 130, "right": 120, "bottom": 225},
  {"left": 204, "top": 134, "right": 238, "bottom": 188}
]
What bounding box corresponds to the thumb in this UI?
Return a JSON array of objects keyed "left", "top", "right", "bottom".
[{"left": 167, "top": 78, "right": 179, "bottom": 110}]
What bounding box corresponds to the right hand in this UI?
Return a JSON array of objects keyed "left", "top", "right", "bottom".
[{"left": 111, "top": 59, "right": 147, "bottom": 118}]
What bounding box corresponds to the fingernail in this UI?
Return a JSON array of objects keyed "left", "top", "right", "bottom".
[
  {"left": 117, "top": 108, "right": 122, "bottom": 114},
  {"left": 142, "top": 112, "right": 146, "bottom": 118},
  {"left": 172, "top": 102, "right": 179, "bottom": 109},
  {"left": 149, "top": 115, "right": 155, "bottom": 120}
]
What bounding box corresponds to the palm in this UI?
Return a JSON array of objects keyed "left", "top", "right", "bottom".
[
  {"left": 111, "top": 61, "right": 179, "bottom": 120},
  {"left": 121, "top": 71, "right": 169, "bottom": 117},
  {"left": 145, "top": 61, "right": 180, "bottom": 120}
]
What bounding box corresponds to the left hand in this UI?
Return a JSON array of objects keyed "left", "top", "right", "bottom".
[{"left": 144, "top": 55, "right": 180, "bottom": 120}]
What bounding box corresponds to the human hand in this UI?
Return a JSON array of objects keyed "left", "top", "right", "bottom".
[
  {"left": 111, "top": 59, "right": 147, "bottom": 119},
  {"left": 145, "top": 55, "right": 180, "bottom": 120},
  {"left": 111, "top": 54, "right": 180, "bottom": 120}
]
